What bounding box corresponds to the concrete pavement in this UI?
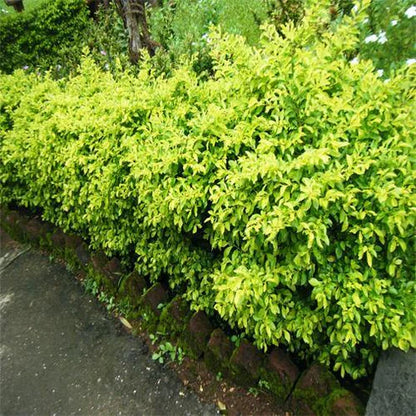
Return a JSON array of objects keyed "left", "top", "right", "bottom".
[{"left": 0, "top": 229, "right": 218, "bottom": 416}]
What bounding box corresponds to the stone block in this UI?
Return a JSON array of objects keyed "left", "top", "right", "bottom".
[
  {"left": 0, "top": 206, "right": 8, "bottom": 223},
  {"left": 75, "top": 243, "right": 90, "bottom": 268},
  {"left": 295, "top": 363, "right": 340, "bottom": 399},
  {"left": 292, "top": 363, "right": 342, "bottom": 415},
  {"left": 103, "top": 257, "right": 123, "bottom": 281},
  {"left": 365, "top": 348, "right": 416, "bottom": 416},
  {"left": 91, "top": 250, "right": 109, "bottom": 273},
  {"left": 51, "top": 228, "right": 66, "bottom": 249},
  {"left": 230, "top": 340, "right": 265, "bottom": 386},
  {"left": 158, "top": 296, "right": 191, "bottom": 338},
  {"left": 289, "top": 399, "right": 317, "bottom": 416},
  {"left": 6, "top": 211, "right": 28, "bottom": 240},
  {"left": 259, "top": 348, "right": 299, "bottom": 400},
  {"left": 204, "top": 328, "right": 234, "bottom": 376},
  {"left": 328, "top": 391, "right": 364, "bottom": 416},
  {"left": 142, "top": 283, "right": 168, "bottom": 317},
  {"left": 24, "top": 217, "right": 45, "bottom": 244},
  {"left": 117, "top": 271, "right": 147, "bottom": 310},
  {"left": 119, "top": 271, "right": 147, "bottom": 297},
  {"left": 64, "top": 234, "right": 83, "bottom": 251},
  {"left": 4, "top": 210, "right": 20, "bottom": 227},
  {"left": 183, "top": 311, "right": 214, "bottom": 359}
]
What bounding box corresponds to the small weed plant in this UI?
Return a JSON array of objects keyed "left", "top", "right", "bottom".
[
  {"left": 152, "top": 341, "right": 185, "bottom": 364},
  {"left": 83, "top": 278, "right": 100, "bottom": 296}
]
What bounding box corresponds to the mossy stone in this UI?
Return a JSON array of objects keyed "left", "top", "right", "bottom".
[
  {"left": 326, "top": 390, "right": 364, "bottom": 416},
  {"left": 75, "top": 242, "right": 90, "bottom": 269},
  {"left": 64, "top": 234, "right": 83, "bottom": 251},
  {"left": 157, "top": 296, "right": 192, "bottom": 339},
  {"left": 204, "top": 328, "right": 234, "bottom": 377},
  {"left": 91, "top": 250, "right": 109, "bottom": 273},
  {"left": 181, "top": 310, "right": 213, "bottom": 359},
  {"left": 50, "top": 228, "right": 66, "bottom": 255},
  {"left": 118, "top": 271, "right": 147, "bottom": 307},
  {"left": 229, "top": 340, "right": 266, "bottom": 387},
  {"left": 139, "top": 283, "right": 169, "bottom": 331},
  {"left": 292, "top": 363, "right": 341, "bottom": 415},
  {"left": 24, "top": 217, "right": 48, "bottom": 246},
  {"left": 103, "top": 257, "right": 123, "bottom": 282},
  {"left": 6, "top": 211, "right": 29, "bottom": 241},
  {"left": 259, "top": 348, "right": 299, "bottom": 401},
  {"left": 86, "top": 265, "right": 117, "bottom": 296}
]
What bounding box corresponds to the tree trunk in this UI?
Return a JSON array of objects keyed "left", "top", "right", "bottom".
[
  {"left": 114, "top": 0, "right": 158, "bottom": 64},
  {"left": 5, "top": 0, "right": 25, "bottom": 12}
]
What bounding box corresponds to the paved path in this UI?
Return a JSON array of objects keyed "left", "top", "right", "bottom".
[{"left": 0, "top": 229, "right": 218, "bottom": 416}]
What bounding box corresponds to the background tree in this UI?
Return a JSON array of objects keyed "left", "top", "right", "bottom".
[
  {"left": 4, "top": 0, "right": 24, "bottom": 12},
  {"left": 113, "top": 0, "right": 159, "bottom": 63}
]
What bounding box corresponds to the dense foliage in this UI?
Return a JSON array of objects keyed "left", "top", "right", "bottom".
[
  {"left": 0, "top": 0, "right": 91, "bottom": 74},
  {"left": 1, "top": 2, "right": 415, "bottom": 379}
]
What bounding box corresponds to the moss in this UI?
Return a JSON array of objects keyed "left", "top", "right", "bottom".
[
  {"left": 134, "top": 283, "right": 167, "bottom": 331},
  {"left": 324, "top": 389, "right": 364, "bottom": 416},
  {"left": 179, "top": 311, "right": 213, "bottom": 360},
  {"left": 85, "top": 264, "right": 118, "bottom": 296},
  {"left": 2, "top": 211, "right": 29, "bottom": 242},
  {"left": 157, "top": 296, "right": 192, "bottom": 339},
  {"left": 137, "top": 301, "right": 161, "bottom": 332},
  {"left": 117, "top": 271, "right": 147, "bottom": 308},
  {"left": 293, "top": 364, "right": 342, "bottom": 416},
  {"left": 258, "top": 349, "right": 299, "bottom": 401},
  {"left": 229, "top": 341, "right": 265, "bottom": 387},
  {"left": 259, "top": 367, "right": 292, "bottom": 401},
  {"left": 204, "top": 328, "right": 234, "bottom": 377}
]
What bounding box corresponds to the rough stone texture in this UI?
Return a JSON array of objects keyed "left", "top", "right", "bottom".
[
  {"left": 295, "top": 363, "right": 340, "bottom": 398},
  {"left": 75, "top": 243, "right": 90, "bottom": 268},
  {"left": 117, "top": 271, "right": 148, "bottom": 318},
  {"left": 260, "top": 348, "right": 299, "bottom": 400},
  {"left": 183, "top": 311, "right": 214, "bottom": 359},
  {"left": 289, "top": 399, "right": 317, "bottom": 416},
  {"left": 5, "top": 211, "right": 28, "bottom": 240},
  {"left": 24, "top": 217, "right": 49, "bottom": 244},
  {"left": 0, "top": 229, "right": 218, "bottom": 416},
  {"left": 118, "top": 271, "right": 147, "bottom": 300},
  {"left": 328, "top": 391, "right": 364, "bottom": 416},
  {"left": 142, "top": 283, "right": 168, "bottom": 317},
  {"left": 158, "top": 296, "right": 191, "bottom": 338},
  {"left": 230, "top": 340, "right": 265, "bottom": 386},
  {"left": 64, "top": 234, "right": 83, "bottom": 251},
  {"left": 204, "top": 328, "right": 234, "bottom": 376},
  {"left": 0, "top": 206, "right": 8, "bottom": 223},
  {"left": 103, "top": 257, "right": 123, "bottom": 281},
  {"left": 91, "top": 250, "right": 109, "bottom": 273},
  {"left": 269, "top": 349, "right": 299, "bottom": 384},
  {"left": 292, "top": 363, "right": 353, "bottom": 416},
  {"left": 365, "top": 348, "right": 416, "bottom": 416},
  {"left": 4, "top": 210, "right": 20, "bottom": 227},
  {"left": 50, "top": 228, "right": 66, "bottom": 249}
]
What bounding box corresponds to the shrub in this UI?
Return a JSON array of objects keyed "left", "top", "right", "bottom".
[
  {"left": 0, "top": 0, "right": 91, "bottom": 74},
  {"left": 0, "top": 0, "right": 132, "bottom": 77},
  {"left": 1, "top": 1, "right": 415, "bottom": 379}
]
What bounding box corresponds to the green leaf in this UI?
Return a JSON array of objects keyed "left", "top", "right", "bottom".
[{"left": 309, "top": 278, "right": 320, "bottom": 287}]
